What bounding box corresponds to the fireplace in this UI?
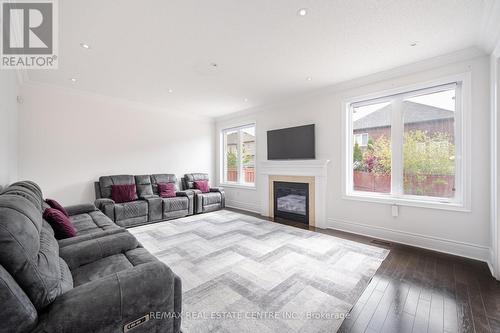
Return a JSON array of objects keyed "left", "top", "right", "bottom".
[{"left": 273, "top": 181, "right": 309, "bottom": 224}]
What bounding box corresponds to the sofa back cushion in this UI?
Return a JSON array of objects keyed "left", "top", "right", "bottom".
[
  {"left": 0, "top": 264, "right": 38, "bottom": 333},
  {"left": 1, "top": 181, "right": 44, "bottom": 212},
  {"left": 111, "top": 184, "right": 138, "bottom": 203},
  {"left": 135, "top": 175, "right": 154, "bottom": 198},
  {"left": 183, "top": 173, "right": 209, "bottom": 190},
  {"left": 151, "top": 174, "right": 178, "bottom": 195},
  {"left": 98, "top": 175, "right": 136, "bottom": 199},
  {"left": 0, "top": 187, "right": 73, "bottom": 310}
]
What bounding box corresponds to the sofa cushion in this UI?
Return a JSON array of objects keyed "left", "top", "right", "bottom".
[
  {"left": 151, "top": 174, "right": 178, "bottom": 195},
  {"left": 1, "top": 182, "right": 44, "bottom": 212},
  {"left": 0, "top": 193, "right": 73, "bottom": 310},
  {"left": 201, "top": 192, "right": 222, "bottom": 205},
  {"left": 0, "top": 264, "right": 38, "bottom": 333},
  {"left": 43, "top": 208, "right": 77, "bottom": 239},
  {"left": 71, "top": 248, "right": 158, "bottom": 287},
  {"left": 45, "top": 198, "right": 69, "bottom": 217},
  {"left": 183, "top": 173, "right": 209, "bottom": 190},
  {"left": 70, "top": 210, "right": 120, "bottom": 236},
  {"left": 134, "top": 175, "right": 154, "bottom": 198},
  {"left": 158, "top": 182, "right": 176, "bottom": 198},
  {"left": 162, "top": 196, "right": 189, "bottom": 213},
  {"left": 98, "top": 175, "right": 135, "bottom": 199},
  {"left": 194, "top": 180, "right": 210, "bottom": 193},
  {"left": 114, "top": 200, "right": 148, "bottom": 221},
  {"left": 111, "top": 184, "right": 138, "bottom": 203}
]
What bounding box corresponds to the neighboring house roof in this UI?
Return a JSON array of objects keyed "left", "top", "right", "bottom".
[
  {"left": 226, "top": 131, "right": 256, "bottom": 145},
  {"left": 353, "top": 101, "right": 453, "bottom": 131}
]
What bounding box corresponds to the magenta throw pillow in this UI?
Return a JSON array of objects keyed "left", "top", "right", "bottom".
[
  {"left": 45, "top": 199, "right": 69, "bottom": 217},
  {"left": 158, "top": 183, "right": 176, "bottom": 198},
  {"left": 111, "top": 184, "right": 138, "bottom": 203},
  {"left": 43, "top": 208, "right": 76, "bottom": 239},
  {"left": 194, "top": 180, "right": 210, "bottom": 193}
]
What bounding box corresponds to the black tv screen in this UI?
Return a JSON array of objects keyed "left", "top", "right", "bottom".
[{"left": 267, "top": 124, "right": 315, "bottom": 160}]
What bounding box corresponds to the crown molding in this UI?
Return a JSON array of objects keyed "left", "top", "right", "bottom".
[{"left": 479, "top": 0, "right": 500, "bottom": 54}]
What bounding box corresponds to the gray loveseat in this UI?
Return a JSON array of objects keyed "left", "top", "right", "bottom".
[
  {"left": 0, "top": 181, "right": 182, "bottom": 333},
  {"left": 94, "top": 174, "right": 194, "bottom": 228},
  {"left": 182, "top": 173, "right": 225, "bottom": 214}
]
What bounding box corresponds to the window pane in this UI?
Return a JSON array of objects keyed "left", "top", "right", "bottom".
[
  {"left": 352, "top": 102, "right": 391, "bottom": 193},
  {"left": 224, "top": 129, "right": 239, "bottom": 183},
  {"left": 403, "top": 89, "right": 456, "bottom": 198},
  {"left": 241, "top": 126, "right": 256, "bottom": 185}
]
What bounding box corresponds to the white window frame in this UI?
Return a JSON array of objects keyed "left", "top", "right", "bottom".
[
  {"left": 342, "top": 73, "right": 471, "bottom": 211},
  {"left": 354, "top": 133, "right": 369, "bottom": 147},
  {"left": 220, "top": 123, "right": 256, "bottom": 188}
]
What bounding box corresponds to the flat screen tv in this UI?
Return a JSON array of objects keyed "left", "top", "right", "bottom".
[{"left": 267, "top": 124, "right": 315, "bottom": 160}]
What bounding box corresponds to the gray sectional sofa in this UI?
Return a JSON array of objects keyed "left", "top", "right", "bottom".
[
  {"left": 0, "top": 181, "right": 182, "bottom": 333},
  {"left": 94, "top": 174, "right": 194, "bottom": 228},
  {"left": 182, "top": 173, "right": 225, "bottom": 214}
]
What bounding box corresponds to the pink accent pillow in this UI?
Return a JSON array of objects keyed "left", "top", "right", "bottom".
[
  {"left": 194, "top": 180, "right": 210, "bottom": 193},
  {"left": 43, "top": 208, "right": 76, "bottom": 239},
  {"left": 45, "top": 199, "right": 69, "bottom": 217},
  {"left": 158, "top": 183, "right": 176, "bottom": 198},
  {"left": 111, "top": 184, "right": 138, "bottom": 203}
]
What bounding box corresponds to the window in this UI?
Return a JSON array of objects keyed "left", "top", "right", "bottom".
[
  {"left": 221, "top": 124, "right": 256, "bottom": 186},
  {"left": 345, "top": 80, "right": 467, "bottom": 208},
  {"left": 354, "top": 133, "right": 369, "bottom": 147}
]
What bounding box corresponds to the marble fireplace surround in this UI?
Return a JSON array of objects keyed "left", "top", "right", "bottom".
[{"left": 258, "top": 159, "right": 330, "bottom": 228}]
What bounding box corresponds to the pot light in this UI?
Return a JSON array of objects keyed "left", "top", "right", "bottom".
[
  {"left": 306, "top": 77, "right": 312, "bottom": 81},
  {"left": 410, "top": 42, "right": 418, "bottom": 47},
  {"left": 70, "top": 78, "right": 77, "bottom": 83},
  {"left": 168, "top": 89, "right": 174, "bottom": 93},
  {"left": 297, "top": 8, "right": 308, "bottom": 16},
  {"left": 80, "top": 42, "right": 90, "bottom": 49},
  {"left": 244, "top": 98, "right": 249, "bottom": 102}
]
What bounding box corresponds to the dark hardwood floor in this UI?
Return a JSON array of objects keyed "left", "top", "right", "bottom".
[{"left": 229, "top": 209, "right": 500, "bottom": 333}]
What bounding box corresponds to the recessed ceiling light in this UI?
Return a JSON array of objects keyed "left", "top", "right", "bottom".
[
  {"left": 70, "top": 78, "right": 77, "bottom": 83},
  {"left": 80, "top": 42, "right": 90, "bottom": 49},
  {"left": 297, "top": 8, "right": 308, "bottom": 16},
  {"left": 306, "top": 77, "right": 312, "bottom": 81},
  {"left": 410, "top": 42, "right": 418, "bottom": 47},
  {"left": 244, "top": 98, "right": 249, "bottom": 102},
  {"left": 168, "top": 89, "right": 173, "bottom": 93}
]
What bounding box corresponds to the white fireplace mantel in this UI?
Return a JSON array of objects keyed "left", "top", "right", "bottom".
[{"left": 258, "top": 159, "right": 330, "bottom": 227}]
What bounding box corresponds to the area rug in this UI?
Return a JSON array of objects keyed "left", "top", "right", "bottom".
[{"left": 129, "top": 210, "right": 388, "bottom": 333}]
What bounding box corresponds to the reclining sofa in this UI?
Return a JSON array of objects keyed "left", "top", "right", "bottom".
[
  {"left": 182, "top": 173, "right": 225, "bottom": 214},
  {"left": 0, "top": 181, "right": 182, "bottom": 333},
  {"left": 94, "top": 174, "right": 194, "bottom": 228}
]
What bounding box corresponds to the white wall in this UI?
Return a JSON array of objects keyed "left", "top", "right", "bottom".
[
  {"left": 18, "top": 83, "right": 215, "bottom": 205},
  {"left": 216, "top": 50, "right": 491, "bottom": 263},
  {"left": 0, "top": 71, "right": 18, "bottom": 187}
]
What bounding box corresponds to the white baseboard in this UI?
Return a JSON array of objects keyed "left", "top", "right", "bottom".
[
  {"left": 226, "top": 200, "right": 261, "bottom": 214},
  {"left": 327, "top": 217, "right": 491, "bottom": 265}
]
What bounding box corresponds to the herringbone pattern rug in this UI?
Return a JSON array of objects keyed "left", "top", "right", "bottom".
[{"left": 129, "top": 210, "right": 388, "bottom": 333}]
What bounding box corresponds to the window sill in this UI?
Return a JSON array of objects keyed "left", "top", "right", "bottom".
[
  {"left": 343, "top": 192, "right": 470, "bottom": 212},
  {"left": 219, "top": 183, "right": 257, "bottom": 190}
]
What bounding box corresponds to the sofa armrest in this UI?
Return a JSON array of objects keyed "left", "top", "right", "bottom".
[
  {"left": 210, "top": 187, "right": 225, "bottom": 208},
  {"left": 143, "top": 196, "right": 162, "bottom": 221},
  {"left": 94, "top": 198, "right": 115, "bottom": 221},
  {"left": 210, "top": 187, "right": 224, "bottom": 193},
  {"left": 34, "top": 262, "right": 180, "bottom": 333},
  {"left": 59, "top": 232, "right": 139, "bottom": 270},
  {"left": 64, "top": 203, "right": 97, "bottom": 216},
  {"left": 176, "top": 190, "right": 194, "bottom": 215}
]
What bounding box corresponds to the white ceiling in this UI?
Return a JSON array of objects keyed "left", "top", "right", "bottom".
[{"left": 25, "top": 0, "right": 500, "bottom": 117}]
